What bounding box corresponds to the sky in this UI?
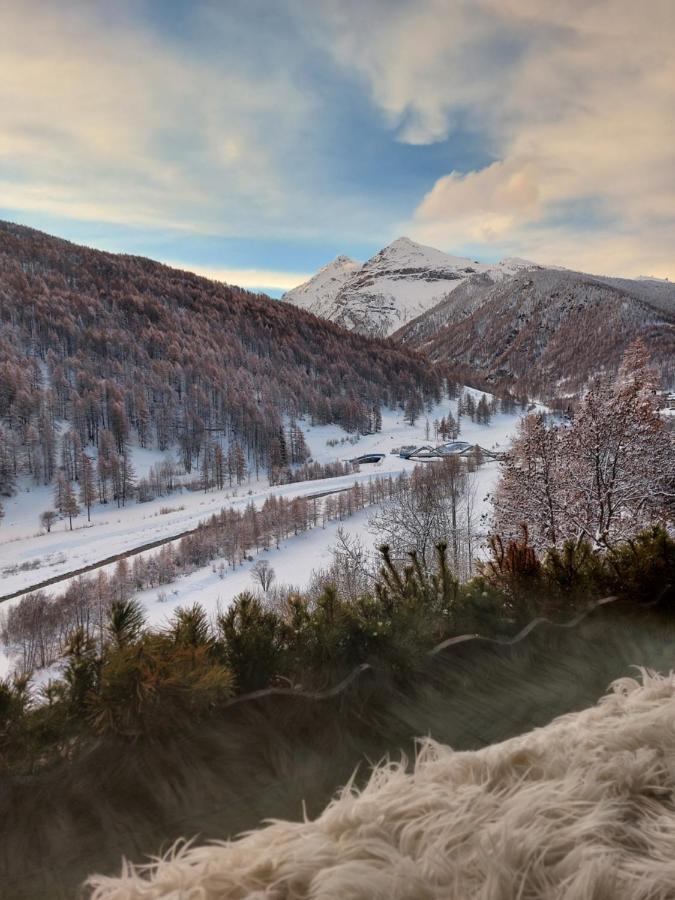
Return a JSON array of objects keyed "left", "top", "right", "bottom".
[{"left": 1, "top": 0, "right": 673, "bottom": 294}]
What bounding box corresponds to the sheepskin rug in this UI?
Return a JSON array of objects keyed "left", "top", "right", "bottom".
[{"left": 88, "top": 670, "right": 675, "bottom": 900}]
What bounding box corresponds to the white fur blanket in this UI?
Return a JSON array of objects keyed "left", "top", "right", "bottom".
[{"left": 88, "top": 669, "right": 675, "bottom": 899}]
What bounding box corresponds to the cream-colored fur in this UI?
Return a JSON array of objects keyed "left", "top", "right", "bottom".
[{"left": 88, "top": 669, "right": 675, "bottom": 899}]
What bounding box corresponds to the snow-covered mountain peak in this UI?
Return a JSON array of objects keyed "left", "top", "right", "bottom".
[
  {"left": 331, "top": 254, "right": 359, "bottom": 268},
  {"left": 281, "top": 254, "right": 361, "bottom": 320},
  {"left": 374, "top": 235, "right": 425, "bottom": 258},
  {"left": 281, "top": 238, "right": 539, "bottom": 337},
  {"left": 370, "top": 236, "right": 478, "bottom": 271}
]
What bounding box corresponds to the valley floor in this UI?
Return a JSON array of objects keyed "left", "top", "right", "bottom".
[{"left": 0, "top": 390, "right": 531, "bottom": 676}]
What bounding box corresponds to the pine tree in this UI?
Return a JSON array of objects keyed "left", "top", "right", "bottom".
[
  {"left": 464, "top": 393, "right": 476, "bottom": 421},
  {"left": 61, "top": 477, "right": 80, "bottom": 530},
  {"left": 446, "top": 411, "right": 459, "bottom": 440},
  {"left": 404, "top": 394, "right": 422, "bottom": 426},
  {"left": 54, "top": 470, "right": 66, "bottom": 519},
  {"left": 233, "top": 444, "right": 247, "bottom": 485},
  {"left": 118, "top": 454, "right": 135, "bottom": 507},
  {"left": 476, "top": 394, "right": 491, "bottom": 425},
  {"left": 79, "top": 453, "right": 96, "bottom": 522},
  {"left": 213, "top": 444, "right": 225, "bottom": 490},
  {"left": 0, "top": 429, "right": 16, "bottom": 496},
  {"left": 107, "top": 598, "right": 146, "bottom": 649},
  {"left": 201, "top": 440, "right": 213, "bottom": 493},
  {"left": 38, "top": 406, "right": 56, "bottom": 484}
]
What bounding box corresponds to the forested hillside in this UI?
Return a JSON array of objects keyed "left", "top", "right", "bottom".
[
  {"left": 0, "top": 221, "right": 440, "bottom": 494},
  {"left": 394, "top": 268, "right": 675, "bottom": 397}
]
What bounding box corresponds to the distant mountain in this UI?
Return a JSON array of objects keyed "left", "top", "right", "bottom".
[
  {"left": 282, "top": 236, "right": 537, "bottom": 337},
  {"left": 394, "top": 267, "right": 675, "bottom": 395}
]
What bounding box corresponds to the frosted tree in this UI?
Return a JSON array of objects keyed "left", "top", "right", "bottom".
[
  {"left": 494, "top": 341, "right": 674, "bottom": 551},
  {"left": 493, "top": 414, "right": 563, "bottom": 552},
  {"left": 560, "top": 341, "right": 674, "bottom": 547},
  {"left": 369, "top": 458, "right": 477, "bottom": 577}
]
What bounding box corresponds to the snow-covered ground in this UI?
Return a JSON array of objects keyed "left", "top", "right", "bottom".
[{"left": 0, "top": 389, "right": 532, "bottom": 676}]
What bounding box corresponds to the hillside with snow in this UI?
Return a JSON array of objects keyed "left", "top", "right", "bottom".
[
  {"left": 284, "top": 237, "right": 675, "bottom": 393},
  {"left": 395, "top": 267, "right": 675, "bottom": 395},
  {"left": 282, "top": 237, "right": 537, "bottom": 337},
  {"left": 280, "top": 255, "right": 361, "bottom": 320}
]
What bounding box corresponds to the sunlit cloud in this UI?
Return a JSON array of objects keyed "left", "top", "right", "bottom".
[{"left": 307, "top": 0, "right": 675, "bottom": 278}]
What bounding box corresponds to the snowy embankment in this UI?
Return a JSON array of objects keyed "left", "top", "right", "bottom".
[{"left": 88, "top": 670, "right": 675, "bottom": 900}]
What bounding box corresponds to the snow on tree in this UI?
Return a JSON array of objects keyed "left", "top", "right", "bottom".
[
  {"left": 494, "top": 341, "right": 675, "bottom": 551},
  {"left": 0, "top": 221, "right": 442, "bottom": 502},
  {"left": 369, "top": 457, "right": 479, "bottom": 577}
]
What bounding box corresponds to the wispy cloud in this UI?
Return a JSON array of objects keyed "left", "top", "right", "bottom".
[{"left": 0, "top": 1, "right": 307, "bottom": 234}]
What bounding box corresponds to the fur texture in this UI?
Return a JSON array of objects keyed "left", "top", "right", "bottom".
[{"left": 88, "top": 670, "right": 675, "bottom": 899}]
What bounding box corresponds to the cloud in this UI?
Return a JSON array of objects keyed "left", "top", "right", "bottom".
[
  {"left": 0, "top": 0, "right": 308, "bottom": 236},
  {"left": 308, "top": 0, "right": 675, "bottom": 278},
  {"left": 415, "top": 159, "right": 542, "bottom": 242},
  {"left": 1, "top": 0, "right": 673, "bottom": 280}
]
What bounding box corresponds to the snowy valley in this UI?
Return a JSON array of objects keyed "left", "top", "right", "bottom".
[{"left": 0, "top": 387, "right": 531, "bottom": 677}]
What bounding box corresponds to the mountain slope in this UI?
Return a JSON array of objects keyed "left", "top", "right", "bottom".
[
  {"left": 394, "top": 267, "right": 675, "bottom": 395},
  {"left": 0, "top": 221, "right": 440, "bottom": 487},
  {"left": 281, "top": 255, "right": 361, "bottom": 320},
  {"left": 283, "top": 237, "right": 536, "bottom": 338}
]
